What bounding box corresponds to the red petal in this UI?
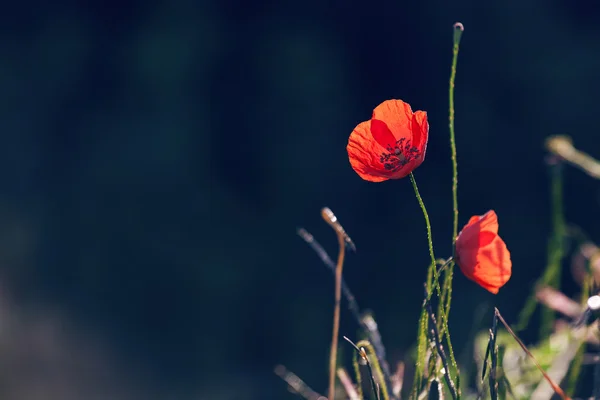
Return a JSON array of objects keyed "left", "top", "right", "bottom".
[
  {"left": 347, "top": 120, "right": 390, "bottom": 182},
  {"left": 471, "top": 236, "right": 512, "bottom": 293},
  {"left": 371, "top": 100, "right": 414, "bottom": 142},
  {"left": 456, "top": 210, "right": 499, "bottom": 250},
  {"left": 411, "top": 110, "right": 429, "bottom": 157},
  {"left": 476, "top": 210, "right": 499, "bottom": 234}
]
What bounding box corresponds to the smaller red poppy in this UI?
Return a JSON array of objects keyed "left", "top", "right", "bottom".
[
  {"left": 455, "top": 210, "right": 512, "bottom": 294},
  {"left": 347, "top": 99, "right": 429, "bottom": 182}
]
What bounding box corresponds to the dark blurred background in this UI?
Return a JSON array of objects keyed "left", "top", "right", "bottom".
[{"left": 0, "top": 0, "right": 599, "bottom": 398}]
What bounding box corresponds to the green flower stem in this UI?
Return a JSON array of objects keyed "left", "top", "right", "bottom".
[
  {"left": 440, "top": 22, "right": 464, "bottom": 334},
  {"left": 409, "top": 172, "right": 437, "bottom": 288},
  {"left": 409, "top": 172, "right": 460, "bottom": 398},
  {"left": 449, "top": 23, "right": 463, "bottom": 245}
]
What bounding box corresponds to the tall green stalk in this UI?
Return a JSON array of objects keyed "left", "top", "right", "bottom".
[
  {"left": 411, "top": 22, "right": 464, "bottom": 400},
  {"left": 409, "top": 172, "right": 459, "bottom": 399},
  {"left": 409, "top": 172, "right": 438, "bottom": 399},
  {"left": 439, "top": 22, "right": 464, "bottom": 330}
]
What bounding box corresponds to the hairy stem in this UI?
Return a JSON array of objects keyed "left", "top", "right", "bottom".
[
  {"left": 440, "top": 21, "right": 464, "bottom": 337},
  {"left": 409, "top": 173, "right": 460, "bottom": 398}
]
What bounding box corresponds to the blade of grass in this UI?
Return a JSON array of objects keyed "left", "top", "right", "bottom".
[
  {"left": 361, "top": 312, "right": 394, "bottom": 397},
  {"left": 356, "top": 340, "right": 391, "bottom": 400},
  {"left": 352, "top": 348, "right": 364, "bottom": 400},
  {"left": 488, "top": 328, "right": 499, "bottom": 400},
  {"left": 481, "top": 309, "right": 498, "bottom": 399},
  {"left": 344, "top": 336, "right": 381, "bottom": 400}
]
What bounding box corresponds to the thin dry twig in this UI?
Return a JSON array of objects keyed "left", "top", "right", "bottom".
[
  {"left": 546, "top": 135, "right": 600, "bottom": 180},
  {"left": 274, "top": 365, "right": 327, "bottom": 400},
  {"left": 297, "top": 226, "right": 395, "bottom": 397},
  {"left": 322, "top": 207, "right": 349, "bottom": 400},
  {"left": 337, "top": 368, "right": 360, "bottom": 400},
  {"left": 536, "top": 286, "right": 583, "bottom": 320},
  {"left": 390, "top": 361, "right": 405, "bottom": 398},
  {"left": 494, "top": 308, "right": 571, "bottom": 400},
  {"left": 297, "top": 228, "right": 361, "bottom": 323}
]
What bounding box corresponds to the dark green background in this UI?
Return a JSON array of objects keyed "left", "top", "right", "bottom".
[{"left": 2, "top": 0, "right": 600, "bottom": 398}]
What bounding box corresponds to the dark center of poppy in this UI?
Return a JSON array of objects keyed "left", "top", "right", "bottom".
[{"left": 379, "top": 138, "right": 421, "bottom": 172}]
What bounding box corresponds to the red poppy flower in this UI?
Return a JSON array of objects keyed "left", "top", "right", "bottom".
[
  {"left": 347, "top": 99, "right": 429, "bottom": 182},
  {"left": 455, "top": 210, "right": 512, "bottom": 294}
]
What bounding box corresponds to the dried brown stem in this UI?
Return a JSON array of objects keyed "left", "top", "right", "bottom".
[
  {"left": 337, "top": 368, "right": 360, "bottom": 400},
  {"left": 297, "top": 228, "right": 361, "bottom": 323},
  {"left": 322, "top": 207, "right": 348, "bottom": 400},
  {"left": 297, "top": 227, "right": 395, "bottom": 398},
  {"left": 274, "top": 365, "right": 326, "bottom": 400},
  {"left": 546, "top": 135, "right": 600, "bottom": 180},
  {"left": 390, "top": 361, "right": 405, "bottom": 398},
  {"left": 536, "top": 286, "right": 583, "bottom": 319}
]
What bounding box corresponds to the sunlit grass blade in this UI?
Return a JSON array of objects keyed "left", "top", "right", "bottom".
[{"left": 344, "top": 336, "right": 381, "bottom": 400}]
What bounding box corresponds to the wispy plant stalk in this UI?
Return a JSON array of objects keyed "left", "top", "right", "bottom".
[
  {"left": 409, "top": 172, "right": 459, "bottom": 399},
  {"left": 321, "top": 207, "right": 349, "bottom": 400},
  {"left": 439, "top": 21, "right": 464, "bottom": 334}
]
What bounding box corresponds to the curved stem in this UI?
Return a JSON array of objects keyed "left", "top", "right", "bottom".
[
  {"left": 322, "top": 208, "right": 348, "bottom": 400},
  {"left": 409, "top": 172, "right": 460, "bottom": 398},
  {"left": 357, "top": 340, "right": 390, "bottom": 400},
  {"left": 409, "top": 172, "right": 436, "bottom": 290}
]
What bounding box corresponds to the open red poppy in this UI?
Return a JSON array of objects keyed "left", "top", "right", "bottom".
[
  {"left": 347, "top": 99, "right": 429, "bottom": 182},
  {"left": 455, "top": 210, "right": 512, "bottom": 294}
]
